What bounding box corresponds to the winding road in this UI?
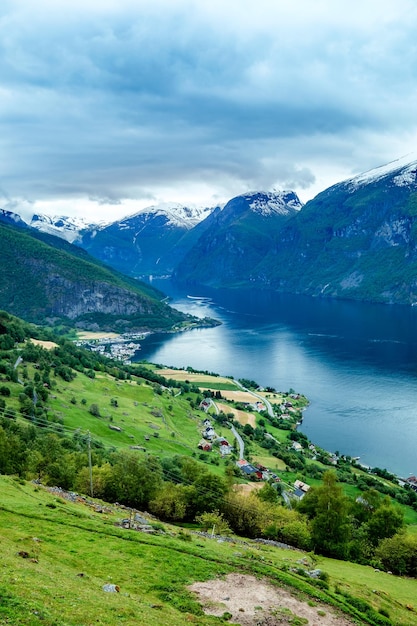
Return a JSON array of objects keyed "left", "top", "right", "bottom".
[{"left": 209, "top": 381, "right": 275, "bottom": 461}]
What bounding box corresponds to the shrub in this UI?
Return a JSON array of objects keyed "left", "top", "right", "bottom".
[{"left": 89, "top": 403, "right": 100, "bottom": 417}]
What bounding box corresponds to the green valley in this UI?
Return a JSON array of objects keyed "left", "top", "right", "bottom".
[{"left": 1, "top": 311, "right": 417, "bottom": 624}]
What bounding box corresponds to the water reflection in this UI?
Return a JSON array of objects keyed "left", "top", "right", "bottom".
[{"left": 138, "top": 281, "right": 417, "bottom": 476}]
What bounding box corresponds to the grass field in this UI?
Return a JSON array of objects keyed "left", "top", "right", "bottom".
[{"left": 2, "top": 475, "right": 417, "bottom": 626}]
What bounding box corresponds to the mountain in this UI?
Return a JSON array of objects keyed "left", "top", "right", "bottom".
[
  {"left": 0, "top": 208, "right": 30, "bottom": 229},
  {"left": 173, "top": 190, "right": 303, "bottom": 287},
  {"left": 252, "top": 154, "right": 417, "bottom": 304},
  {"left": 173, "top": 156, "right": 417, "bottom": 305},
  {"left": 8, "top": 154, "right": 417, "bottom": 305},
  {"left": 79, "top": 202, "right": 218, "bottom": 278},
  {"left": 0, "top": 221, "right": 197, "bottom": 332},
  {"left": 29, "top": 213, "right": 96, "bottom": 243}
]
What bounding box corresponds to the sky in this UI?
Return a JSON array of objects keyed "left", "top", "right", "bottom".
[{"left": 2, "top": 0, "right": 417, "bottom": 223}]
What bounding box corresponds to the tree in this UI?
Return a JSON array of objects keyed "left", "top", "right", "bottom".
[
  {"left": 376, "top": 532, "right": 417, "bottom": 576},
  {"left": 257, "top": 481, "right": 279, "bottom": 503},
  {"left": 365, "top": 499, "right": 403, "bottom": 547},
  {"left": 222, "top": 491, "right": 271, "bottom": 537},
  {"left": 300, "top": 470, "right": 351, "bottom": 559},
  {"left": 108, "top": 453, "right": 162, "bottom": 508},
  {"left": 149, "top": 483, "right": 189, "bottom": 521},
  {"left": 266, "top": 519, "right": 311, "bottom": 551},
  {"left": 75, "top": 463, "right": 114, "bottom": 499},
  {"left": 89, "top": 403, "right": 100, "bottom": 417},
  {"left": 243, "top": 423, "right": 254, "bottom": 437},
  {"left": 195, "top": 510, "right": 231, "bottom": 535},
  {"left": 191, "top": 472, "right": 228, "bottom": 516}
]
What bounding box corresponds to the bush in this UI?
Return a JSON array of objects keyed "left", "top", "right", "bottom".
[
  {"left": 196, "top": 510, "right": 231, "bottom": 536},
  {"left": 376, "top": 532, "right": 417, "bottom": 577}
]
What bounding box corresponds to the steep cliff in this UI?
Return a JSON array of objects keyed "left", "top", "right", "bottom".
[{"left": 0, "top": 222, "right": 191, "bottom": 331}]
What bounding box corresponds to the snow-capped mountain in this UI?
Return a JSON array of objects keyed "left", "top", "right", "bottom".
[
  {"left": 116, "top": 202, "right": 216, "bottom": 231},
  {"left": 30, "top": 214, "right": 99, "bottom": 243},
  {"left": 344, "top": 153, "right": 417, "bottom": 192},
  {"left": 0, "top": 208, "right": 29, "bottom": 229},
  {"left": 79, "top": 202, "right": 220, "bottom": 278},
  {"left": 246, "top": 190, "right": 303, "bottom": 216},
  {"left": 250, "top": 154, "right": 417, "bottom": 304},
  {"left": 174, "top": 191, "right": 302, "bottom": 286}
]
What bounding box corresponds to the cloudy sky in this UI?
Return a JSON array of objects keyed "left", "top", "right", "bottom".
[{"left": 2, "top": 0, "right": 417, "bottom": 222}]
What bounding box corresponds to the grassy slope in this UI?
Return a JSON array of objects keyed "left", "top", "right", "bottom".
[
  {"left": 6, "top": 361, "right": 234, "bottom": 477},
  {"left": 0, "top": 223, "right": 190, "bottom": 330},
  {"left": 7, "top": 360, "right": 417, "bottom": 526},
  {"left": 3, "top": 359, "right": 417, "bottom": 624},
  {"left": 2, "top": 476, "right": 417, "bottom": 625}
]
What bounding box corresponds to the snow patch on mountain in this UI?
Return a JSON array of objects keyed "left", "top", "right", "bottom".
[
  {"left": 345, "top": 153, "right": 417, "bottom": 192},
  {"left": 0, "top": 208, "right": 27, "bottom": 226},
  {"left": 116, "top": 202, "right": 218, "bottom": 230},
  {"left": 30, "top": 214, "right": 102, "bottom": 243},
  {"left": 246, "top": 191, "right": 303, "bottom": 216}
]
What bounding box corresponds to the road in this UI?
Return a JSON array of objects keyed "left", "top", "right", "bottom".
[
  {"left": 209, "top": 379, "right": 277, "bottom": 461},
  {"left": 230, "top": 423, "right": 245, "bottom": 460},
  {"left": 234, "top": 379, "right": 275, "bottom": 418}
]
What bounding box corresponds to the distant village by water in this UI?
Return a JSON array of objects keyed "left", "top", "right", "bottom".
[{"left": 75, "top": 332, "right": 147, "bottom": 363}]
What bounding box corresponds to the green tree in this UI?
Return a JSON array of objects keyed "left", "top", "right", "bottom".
[
  {"left": 257, "top": 481, "right": 279, "bottom": 503},
  {"left": 108, "top": 453, "right": 162, "bottom": 508},
  {"left": 195, "top": 510, "right": 231, "bottom": 535},
  {"left": 269, "top": 519, "right": 312, "bottom": 551},
  {"left": 149, "top": 483, "right": 190, "bottom": 521},
  {"left": 89, "top": 403, "right": 101, "bottom": 417},
  {"left": 191, "top": 472, "right": 228, "bottom": 516},
  {"left": 222, "top": 491, "right": 269, "bottom": 537},
  {"left": 75, "top": 463, "right": 114, "bottom": 499},
  {"left": 300, "top": 471, "right": 351, "bottom": 559},
  {"left": 376, "top": 532, "right": 417, "bottom": 576},
  {"left": 0, "top": 426, "right": 12, "bottom": 474},
  {"left": 365, "top": 499, "right": 403, "bottom": 547}
]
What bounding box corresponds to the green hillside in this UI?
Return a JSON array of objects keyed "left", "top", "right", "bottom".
[
  {"left": 1, "top": 311, "right": 417, "bottom": 623},
  {"left": 2, "top": 475, "right": 417, "bottom": 626},
  {"left": 0, "top": 222, "right": 198, "bottom": 332}
]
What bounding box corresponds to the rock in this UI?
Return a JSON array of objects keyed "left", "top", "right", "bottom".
[{"left": 102, "top": 584, "right": 120, "bottom": 593}]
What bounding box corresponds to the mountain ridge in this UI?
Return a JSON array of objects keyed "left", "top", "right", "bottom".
[
  {"left": 7, "top": 155, "right": 417, "bottom": 304},
  {"left": 0, "top": 220, "right": 198, "bottom": 332}
]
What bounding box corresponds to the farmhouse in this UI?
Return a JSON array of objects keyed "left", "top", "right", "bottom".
[
  {"left": 294, "top": 480, "right": 310, "bottom": 493},
  {"left": 237, "top": 459, "right": 263, "bottom": 480},
  {"left": 292, "top": 480, "right": 310, "bottom": 500},
  {"left": 406, "top": 475, "right": 417, "bottom": 492},
  {"left": 200, "top": 400, "right": 211, "bottom": 412},
  {"left": 202, "top": 426, "right": 216, "bottom": 440},
  {"left": 198, "top": 439, "right": 212, "bottom": 452}
]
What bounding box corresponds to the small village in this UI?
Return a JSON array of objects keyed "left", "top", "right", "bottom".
[
  {"left": 191, "top": 380, "right": 417, "bottom": 505},
  {"left": 196, "top": 392, "right": 317, "bottom": 502},
  {"left": 75, "top": 332, "right": 147, "bottom": 363}
]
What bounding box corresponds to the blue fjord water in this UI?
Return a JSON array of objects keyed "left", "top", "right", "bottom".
[{"left": 137, "top": 281, "right": 417, "bottom": 478}]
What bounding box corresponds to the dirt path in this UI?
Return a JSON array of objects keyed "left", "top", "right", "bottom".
[{"left": 189, "top": 573, "right": 356, "bottom": 626}]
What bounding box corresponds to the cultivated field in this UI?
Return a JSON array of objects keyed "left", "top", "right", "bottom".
[
  {"left": 29, "top": 338, "right": 59, "bottom": 350},
  {"left": 158, "top": 368, "right": 237, "bottom": 386},
  {"left": 216, "top": 401, "right": 257, "bottom": 427}
]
